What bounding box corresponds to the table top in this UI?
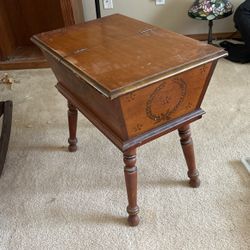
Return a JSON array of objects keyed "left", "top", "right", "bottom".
[{"left": 32, "top": 14, "right": 227, "bottom": 99}]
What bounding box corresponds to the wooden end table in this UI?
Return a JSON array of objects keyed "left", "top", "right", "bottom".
[{"left": 32, "top": 14, "right": 227, "bottom": 226}]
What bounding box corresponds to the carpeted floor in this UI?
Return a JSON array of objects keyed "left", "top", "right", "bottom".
[{"left": 0, "top": 59, "right": 249, "bottom": 250}]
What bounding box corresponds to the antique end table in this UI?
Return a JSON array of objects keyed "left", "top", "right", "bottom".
[{"left": 32, "top": 14, "right": 227, "bottom": 226}]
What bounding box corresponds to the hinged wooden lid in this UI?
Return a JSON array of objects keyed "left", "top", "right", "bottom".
[{"left": 32, "top": 14, "right": 227, "bottom": 99}]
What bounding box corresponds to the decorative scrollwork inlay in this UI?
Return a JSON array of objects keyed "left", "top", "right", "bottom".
[
  {"left": 145, "top": 77, "right": 187, "bottom": 123},
  {"left": 126, "top": 93, "right": 136, "bottom": 102},
  {"left": 199, "top": 65, "right": 206, "bottom": 74},
  {"left": 185, "top": 102, "right": 192, "bottom": 110},
  {"left": 133, "top": 123, "right": 143, "bottom": 133}
]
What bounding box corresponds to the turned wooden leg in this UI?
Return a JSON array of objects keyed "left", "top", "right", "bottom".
[
  {"left": 178, "top": 124, "right": 200, "bottom": 188},
  {"left": 67, "top": 101, "right": 78, "bottom": 152},
  {"left": 123, "top": 149, "right": 140, "bottom": 226}
]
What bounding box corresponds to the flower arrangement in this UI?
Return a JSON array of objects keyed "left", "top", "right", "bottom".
[{"left": 188, "top": 0, "right": 233, "bottom": 20}]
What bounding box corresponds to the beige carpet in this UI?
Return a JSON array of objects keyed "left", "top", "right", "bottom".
[{"left": 0, "top": 59, "right": 249, "bottom": 250}]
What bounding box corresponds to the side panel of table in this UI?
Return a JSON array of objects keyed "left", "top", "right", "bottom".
[
  {"left": 43, "top": 52, "right": 129, "bottom": 145},
  {"left": 119, "top": 62, "right": 215, "bottom": 138}
]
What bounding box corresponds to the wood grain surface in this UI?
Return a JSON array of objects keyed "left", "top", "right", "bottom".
[{"left": 32, "top": 14, "right": 227, "bottom": 99}]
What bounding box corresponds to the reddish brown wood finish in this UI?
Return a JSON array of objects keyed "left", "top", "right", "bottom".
[
  {"left": 0, "top": 45, "right": 48, "bottom": 70},
  {"left": 31, "top": 14, "right": 227, "bottom": 226},
  {"left": 0, "top": 1, "right": 15, "bottom": 61},
  {"left": 62, "top": 0, "right": 84, "bottom": 26},
  {"left": 42, "top": 47, "right": 214, "bottom": 151},
  {"left": 124, "top": 149, "right": 139, "bottom": 226},
  {"left": 178, "top": 125, "right": 200, "bottom": 188},
  {"left": 67, "top": 101, "right": 78, "bottom": 152},
  {"left": 60, "top": 0, "right": 75, "bottom": 27},
  {"left": 33, "top": 15, "right": 226, "bottom": 99},
  {"left": 41, "top": 50, "right": 128, "bottom": 143},
  {"left": 0, "top": 0, "right": 84, "bottom": 69},
  {"left": 120, "top": 63, "right": 212, "bottom": 138}
]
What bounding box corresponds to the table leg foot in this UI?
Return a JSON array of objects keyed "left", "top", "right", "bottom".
[
  {"left": 124, "top": 149, "right": 140, "bottom": 226},
  {"left": 127, "top": 207, "right": 140, "bottom": 227},
  {"left": 188, "top": 169, "right": 200, "bottom": 188},
  {"left": 67, "top": 101, "right": 78, "bottom": 152},
  {"left": 178, "top": 125, "right": 200, "bottom": 188},
  {"left": 68, "top": 138, "right": 78, "bottom": 152}
]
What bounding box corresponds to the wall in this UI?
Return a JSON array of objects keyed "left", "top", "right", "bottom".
[{"left": 82, "top": 0, "right": 243, "bottom": 34}]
